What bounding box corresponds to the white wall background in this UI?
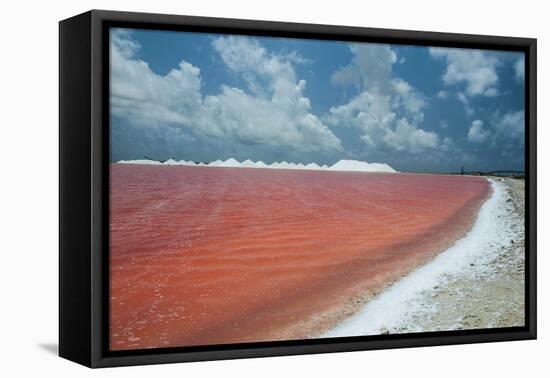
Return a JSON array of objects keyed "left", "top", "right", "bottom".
[{"left": 0, "top": 0, "right": 546, "bottom": 376}]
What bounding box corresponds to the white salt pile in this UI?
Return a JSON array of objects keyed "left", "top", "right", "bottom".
[
  {"left": 118, "top": 158, "right": 397, "bottom": 173},
  {"left": 117, "top": 159, "right": 162, "bottom": 165},
  {"left": 241, "top": 159, "right": 256, "bottom": 168},
  {"left": 305, "top": 163, "right": 322, "bottom": 170},
  {"left": 255, "top": 161, "right": 268, "bottom": 168},
  {"left": 209, "top": 159, "right": 224, "bottom": 166},
  {"left": 329, "top": 159, "right": 396, "bottom": 173},
  {"left": 220, "top": 158, "right": 241, "bottom": 167}
]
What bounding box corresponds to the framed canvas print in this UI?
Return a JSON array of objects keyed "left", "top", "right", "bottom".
[{"left": 59, "top": 10, "right": 537, "bottom": 368}]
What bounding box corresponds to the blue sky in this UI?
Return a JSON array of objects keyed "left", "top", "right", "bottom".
[{"left": 110, "top": 28, "right": 525, "bottom": 173}]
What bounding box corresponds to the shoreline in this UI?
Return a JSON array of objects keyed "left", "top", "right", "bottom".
[
  {"left": 323, "top": 177, "right": 525, "bottom": 337},
  {"left": 262, "top": 176, "right": 492, "bottom": 342}
]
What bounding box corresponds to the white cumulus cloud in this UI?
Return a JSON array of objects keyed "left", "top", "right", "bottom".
[
  {"left": 110, "top": 29, "right": 342, "bottom": 153},
  {"left": 495, "top": 110, "right": 524, "bottom": 140},
  {"left": 468, "top": 120, "right": 490, "bottom": 143},
  {"left": 327, "top": 44, "right": 439, "bottom": 154},
  {"left": 110, "top": 30, "right": 203, "bottom": 129},
  {"left": 429, "top": 47, "right": 500, "bottom": 97},
  {"left": 437, "top": 90, "right": 449, "bottom": 99}
]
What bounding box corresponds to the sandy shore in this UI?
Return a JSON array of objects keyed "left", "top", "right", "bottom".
[
  {"left": 415, "top": 178, "right": 525, "bottom": 331},
  {"left": 324, "top": 177, "right": 525, "bottom": 337}
]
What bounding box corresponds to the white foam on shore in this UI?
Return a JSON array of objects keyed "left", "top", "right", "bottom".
[
  {"left": 117, "top": 158, "right": 398, "bottom": 173},
  {"left": 323, "top": 178, "right": 512, "bottom": 337}
]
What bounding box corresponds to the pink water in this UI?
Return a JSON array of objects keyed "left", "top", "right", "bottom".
[{"left": 110, "top": 165, "right": 490, "bottom": 350}]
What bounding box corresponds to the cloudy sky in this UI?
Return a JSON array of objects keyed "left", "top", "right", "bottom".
[{"left": 110, "top": 28, "right": 525, "bottom": 173}]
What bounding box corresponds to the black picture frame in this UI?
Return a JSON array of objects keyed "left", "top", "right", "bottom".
[{"left": 59, "top": 9, "right": 537, "bottom": 368}]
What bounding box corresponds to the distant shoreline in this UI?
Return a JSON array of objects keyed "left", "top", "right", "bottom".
[{"left": 111, "top": 161, "right": 523, "bottom": 178}]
